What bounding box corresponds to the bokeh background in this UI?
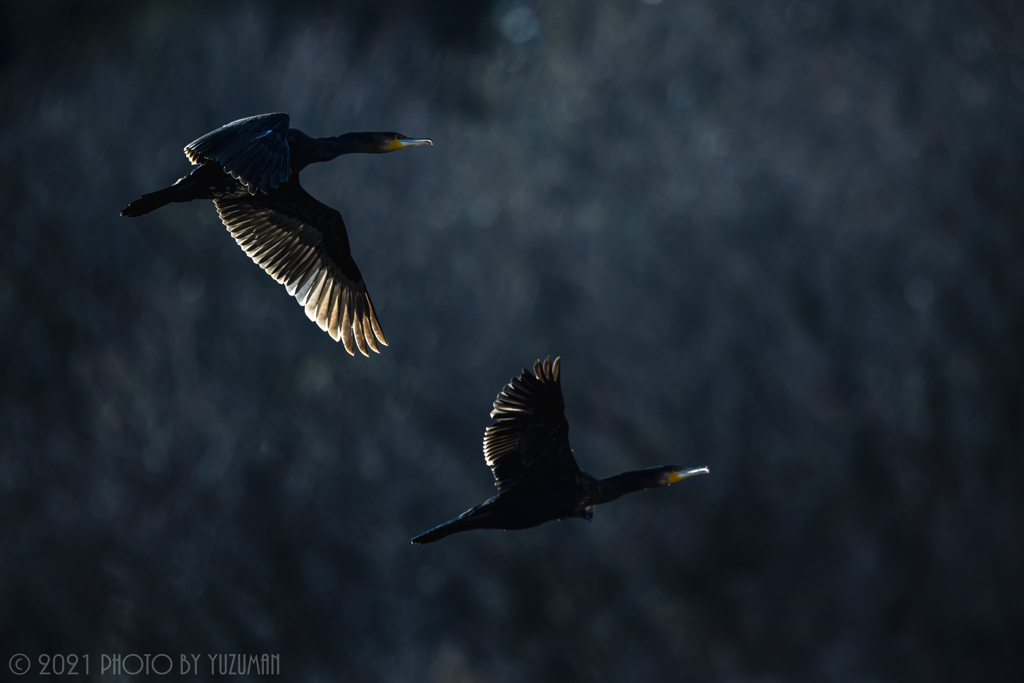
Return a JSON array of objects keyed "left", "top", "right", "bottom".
[{"left": 2, "top": 0, "right": 1022, "bottom": 680}]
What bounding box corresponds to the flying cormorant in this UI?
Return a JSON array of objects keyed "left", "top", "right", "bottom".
[
  {"left": 121, "top": 113, "right": 432, "bottom": 355},
  {"left": 412, "top": 357, "right": 709, "bottom": 543}
]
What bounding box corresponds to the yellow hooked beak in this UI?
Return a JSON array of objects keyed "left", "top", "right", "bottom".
[
  {"left": 667, "top": 466, "right": 710, "bottom": 484},
  {"left": 388, "top": 137, "right": 433, "bottom": 151}
]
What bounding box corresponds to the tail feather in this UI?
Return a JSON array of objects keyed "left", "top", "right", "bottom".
[
  {"left": 411, "top": 508, "right": 491, "bottom": 544},
  {"left": 120, "top": 186, "right": 177, "bottom": 217}
]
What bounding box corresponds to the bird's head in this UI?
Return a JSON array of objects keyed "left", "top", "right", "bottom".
[
  {"left": 381, "top": 132, "right": 433, "bottom": 152},
  {"left": 658, "top": 465, "right": 710, "bottom": 486}
]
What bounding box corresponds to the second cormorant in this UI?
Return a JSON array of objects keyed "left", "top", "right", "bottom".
[
  {"left": 121, "top": 112, "right": 432, "bottom": 355},
  {"left": 412, "top": 357, "right": 709, "bottom": 543}
]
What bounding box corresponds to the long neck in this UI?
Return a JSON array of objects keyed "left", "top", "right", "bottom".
[
  {"left": 592, "top": 467, "right": 670, "bottom": 505},
  {"left": 288, "top": 131, "right": 382, "bottom": 171},
  {"left": 317, "top": 133, "right": 384, "bottom": 156}
]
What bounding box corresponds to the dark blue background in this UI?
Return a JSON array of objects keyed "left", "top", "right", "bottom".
[{"left": 1, "top": 1, "right": 1022, "bottom": 680}]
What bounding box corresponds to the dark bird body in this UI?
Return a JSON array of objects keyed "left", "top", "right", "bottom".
[
  {"left": 121, "top": 113, "right": 431, "bottom": 355},
  {"left": 411, "top": 358, "right": 709, "bottom": 543}
]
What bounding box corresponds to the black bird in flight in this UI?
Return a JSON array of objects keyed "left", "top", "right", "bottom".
[
  {"left": 121, "top": 113, "right": 432, "bottom": 355},
  {"left": 412, "top": 357, "right": 709, "bottom": 543}
]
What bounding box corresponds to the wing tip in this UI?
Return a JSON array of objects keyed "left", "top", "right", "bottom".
[
  {"left": 365, "top": 293, "right": 388, "bottom": 347},
  {"left": 530, "top": 355, "right": 561, "bottom": 383},
  {"left": 489, "top": 355, "right": 565, "bottom": 420}
]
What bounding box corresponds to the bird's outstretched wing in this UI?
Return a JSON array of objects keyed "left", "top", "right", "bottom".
[
  {"left": 213, "top": 182, "right": 386, "bottom": 356},
  {"left": 483, "top": 357, "right": 580, "bottom": 492},
  {"left": 185, "top": 113, "right": 291, "bottom": 195}
]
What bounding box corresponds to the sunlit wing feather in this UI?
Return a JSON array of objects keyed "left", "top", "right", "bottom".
[
  {"left": 483, "top": 357, "right": 579, "bottom": 492},
  {"left": 213, "top": 190, "right": 386, "bottom": 355},
  {"left": 185, "top": 113, "right": 291, "bottom": 194}
]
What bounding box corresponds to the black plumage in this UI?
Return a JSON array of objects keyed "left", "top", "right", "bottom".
[
  {"left": 411, "top": 357, "right": 709, "bottom": 544},
  {"left": 121, "top": 113, "right": 431, "bottom": 355}
]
